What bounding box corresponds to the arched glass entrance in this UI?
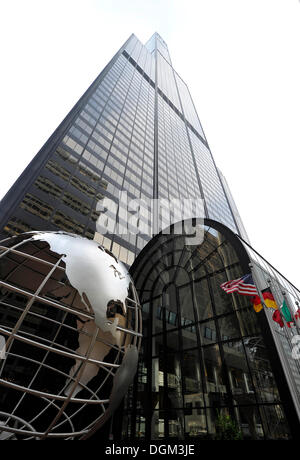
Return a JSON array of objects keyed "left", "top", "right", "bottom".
[{"left": 124, "top": 219, "right": 292, "bottom": 440}]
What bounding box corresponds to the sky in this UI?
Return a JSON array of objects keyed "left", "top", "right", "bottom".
[{"left": 0, "top": 0, "right": 300, "bottom": 286}]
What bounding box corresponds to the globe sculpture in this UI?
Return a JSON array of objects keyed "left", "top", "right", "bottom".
[{"left": 0, "top": 231, "right": 142, "bottom": 440}]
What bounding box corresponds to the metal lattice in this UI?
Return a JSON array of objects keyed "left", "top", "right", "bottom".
[{"left": 0, "top": 232, "right": 142, "bottom": 440}]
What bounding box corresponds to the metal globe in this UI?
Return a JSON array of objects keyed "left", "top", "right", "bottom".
[{"left": 0, "top": 231, "right": 142, "bottom": 440}]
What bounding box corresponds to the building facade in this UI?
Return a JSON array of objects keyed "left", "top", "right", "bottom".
[
  {"left": 0, "top": 33, "right": 300, "bottom": 440},
  {"left": 0, "top": 33, "right": 239, "bottom": 260}
]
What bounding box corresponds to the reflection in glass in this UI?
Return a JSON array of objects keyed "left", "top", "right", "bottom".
[
  {"left": 181, "top": 326, "right": 198, "bottom": 350},
  {"left": 210, "top": 272, "right": 234, "bottom": 315},
  {"left": 178, "top": 284, "right": 194, "bottom": 321},
  {"left": 164, "top": 354, "right": 183, "bottom": 409},
  {"left": 218, "top": 241, "right": 239, "bottom": 267},
  {"left": 131, "top": 222, "right": 292, "bottom": 439},
  {"left": 243, "top": 337, "right": 281, "bottom": 404},
  {"left": 236, "top": 307, "right": 261, "bottom": 337},
  {"left": 200, "top": 320, "right": 217, "bottom": 345},
  {"left": 184, "top": 407, "right": 207, "bottom": 438},
  {"left": 235, "top": 405, "right": 263, "bottom": 440},
  {"left": 222, "top": 339, "right": 256, "bottom": 411},
  {"left": 163, "top": 284, "right": 178, "bottom": 331},
  {"left": 202, "top": 345, "right": 227, "bottom": 407},
  {"left": 217, "top": 313, "right": 241, "bottom": 341},
  {"left": 259, "top": 405, "right": 290, "bottom": 440},
  {"left": 194, "top": 278, "right": 213, "bottom": 320}
]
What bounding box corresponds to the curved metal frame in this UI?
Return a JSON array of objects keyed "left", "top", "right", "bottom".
[
  {"left": 0, "top": 232, "right": 142, "bottom": 439},
  {"left": 128, "top": 218, "right": 297, "bottom": 440}
]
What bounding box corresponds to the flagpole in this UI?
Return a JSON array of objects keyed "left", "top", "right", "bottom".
[
  {"left": 248, "top": 262, "right": 299, "bottom": 372},
  {"left": 248, "top": 262, "right": 268, "bottom": 310},
  {"left": 265, "top": 277, "right": 286, "bottom": 326},
  {"left": 248, "top": 263, "right": 284, "bottom": 324},
  {"left": 295, "top": 301, "right": 300, "bottom": 334},
  {"left": 282, "top": 292, "right": 300, "bottom": 335},
  {"left": 261, "top": 274, "right": 299, "bottom": 335}
]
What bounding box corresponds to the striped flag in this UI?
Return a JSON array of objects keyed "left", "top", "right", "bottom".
[
  {"left": 252, "top": 288, "right": 278, "bottom": 313},
  {"left": 220, "top": 274, "right": 258, "bottom": 296}
]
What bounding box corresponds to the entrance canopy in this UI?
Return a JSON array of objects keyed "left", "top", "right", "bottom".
[{"left": 127, "top": 218, "right": 300, "bottom": 440}]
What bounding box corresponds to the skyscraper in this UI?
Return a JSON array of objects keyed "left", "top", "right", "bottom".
[
  {"left": 0, "top": 33, "right": 239, "bottom": 262},
  {"left": 1, "top": 33, "right": 299, "bottom": 441}
]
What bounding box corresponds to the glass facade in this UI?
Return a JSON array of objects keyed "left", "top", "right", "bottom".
[
  {"left": 0, "top": 33, "right": 238, "bottom": 266},
  {"left": 127, "top": 222, "right": 295, "bottom": 440}
]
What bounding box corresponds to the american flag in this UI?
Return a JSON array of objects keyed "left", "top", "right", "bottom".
[{"left": 220, "top": 274, "right": 258, "bottom": 296}]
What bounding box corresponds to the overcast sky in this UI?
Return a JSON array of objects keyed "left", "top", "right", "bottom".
[{"left": 1, "top": 0, "right": 299, "bottom": 286}]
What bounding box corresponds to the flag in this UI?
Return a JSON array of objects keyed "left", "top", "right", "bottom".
[
  {"left": 261, "top": 288, "right": 278, "bottom": 310},
  {"left": 252, "top": 295, "right": 263, "bottom": 313},
  {"left": 220, "top": 275, "right": 278, "bottom": 314},
  {"left": 220, "top": 274, "right": 258, "bottom": 296},
  {"left": 295, "top": 309, "right": 300, "bottom": 327},
  {"left": 272, "top": 309, "right": 284, "bottom": 328},
  {"left": 250, "top": 288, "right": 278, "bottom": 313},
  {"left": 281, "top": 300, "right": 293, "bottom": 328}
]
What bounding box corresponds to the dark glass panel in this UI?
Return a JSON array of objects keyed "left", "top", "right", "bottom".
[
  {"left": 210, "top": 271, "right": 235, "bottom": 315},
  {"left": 181, "top": 324, "right": 198, "bottom": 350},
  {"left": 204, "top": 251, "right": 224, "bottom": 275},
  {"left": 178, "top": 283, "right": 194, "bottom": 323},
  {"left": 3, "top": 217, "right": 34, "bottom": 236},
  {"left": 152, "top": 334, "right": 164, "bottom": 357},
  {"left": 168, "top": 409, "right": 185, "bottom": 439},
  {"left": 174, "top": 245, "right": 193, "bottom": 270},
  {"left": 152, "top": 297, "right": 163, "bottom": 336},
  {"left": 51, "top": 211, "right": 84, "bottom": 235},
  {"left": 134, "top": 413, "right": 146, "bottom": 439},
  {"left": 217, "top": 241, "right": 239, "bottom": 267},
  {"left": 20, "top": 193, "right": 54, "bottom": 221},
  {"left": 34, "top": 176, "right": 63, "bottom": 198},
  {"left": 164, "top": 353, "right": 183, "bottom": 409},
  {"left": 151, "top": 410, "right": 165, "bottom": 439},
  {"left": 259, "top": 405, "right": 291, "bottom": 440},
  {"left": 184, "top": 407, "right": 207, "bottom": 438},
  {"left": 173, "top": 266, "right": 190, "bottom": 287},
  {"left": 218, "top": 313, "right": 241, "bottom": 341},
  {"left": 45, "top": 159, "right": 70, "bottom": 182},
  {"left": 243, "top": 336, "right": 281, "bottom": 404},
  {"left": 166, "top": 329, "right": 181, "bottom": 352},
  {"left": 236, "top": 307, "right": 261, "bottom": 337},
  {"left": 190, "top": 238, "right": 217, "bottom": 267},
  {"left": 163, "top": 284, "right": 178, "bottom": 331},
  {"left": 182, "top": 349, "right": 204, "bottom": 418},
  {"left": 202, "top": 344, "right": 227, "bottom": 407},
  {"left": 222, "top": 339, "right": 255, "bottom": 407},
  {"left": 194, "top": 278, "right": 214, "bottom": 320},
  {"left": 233, "top": 405, "right": 264, "bottom": 440},
  {"left": 205, "top": 407, "right": 232, "bottom": 439},
  {"left": 200, "top": 320, "right": 217, "bottom": 345},
  {"left": 226, "top": 264, "right": 244, "bottom": 283}
]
